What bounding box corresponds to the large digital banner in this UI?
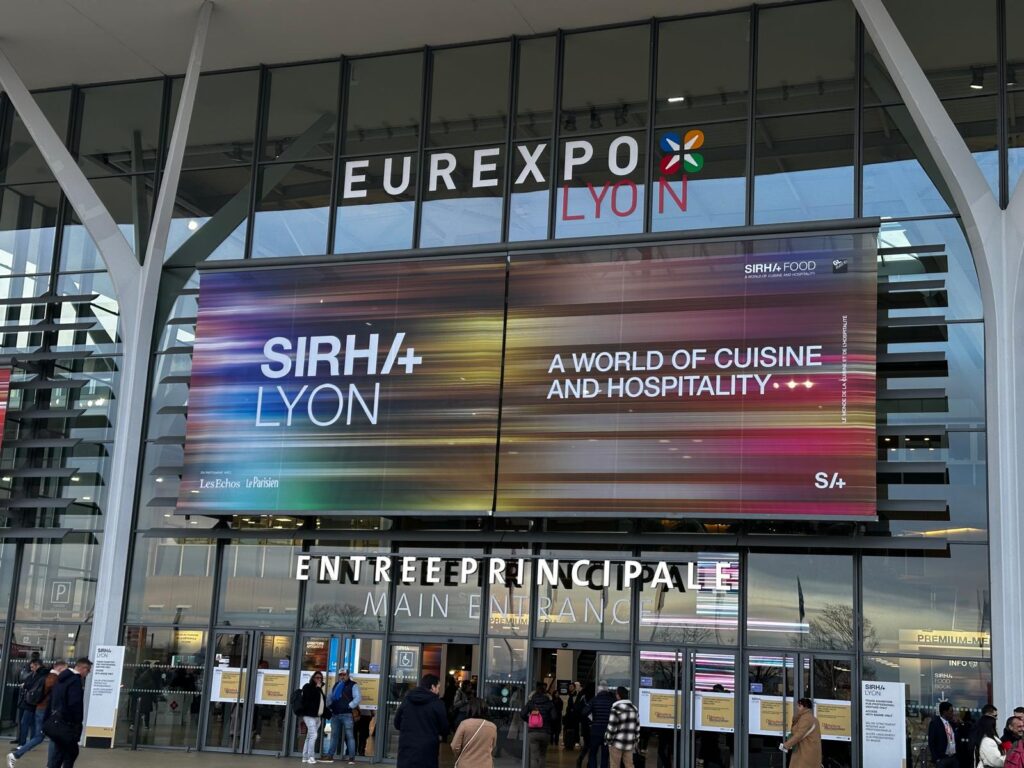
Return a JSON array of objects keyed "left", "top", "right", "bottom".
[
  {"left": 497, "top": 233, "right": 877, "bottom": 518},
  {"left": 177, "top": 258, "right": 506, "bottom": 515}
]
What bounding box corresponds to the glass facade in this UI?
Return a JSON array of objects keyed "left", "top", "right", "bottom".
[{"left": 0, "top": 0, "right": 1013, "bottom": 763}]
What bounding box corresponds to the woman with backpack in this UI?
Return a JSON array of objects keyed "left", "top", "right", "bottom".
[
  {"left": 522, "top": 682, "right": 554, "bottom": 768},
  {"left": 973, "top": 714, "right": 1006, "bottom": 768},
  {"left": 297, "top": 672, "right": 327, "bottom": 765}
]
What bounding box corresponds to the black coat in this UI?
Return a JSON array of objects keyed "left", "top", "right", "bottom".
[
  {"left": 299, "top": 682, "right": 326, "bottom": 718},
  {"left": 928, "top": 715, "right": 956, "bottom": 763},
  {"left": 394, "top": 686, "right": 448, "bottom": 768},
  {"left": 50, "top": 669, "right": 85, "bottom": 727},
  {"left": 584, "top": 690, "right": 615, "bottom": 729},
  {"left": 521, "top": 692, "right": 555, "bottom": 732}
]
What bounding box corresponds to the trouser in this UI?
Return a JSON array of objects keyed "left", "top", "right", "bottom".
[
  {"left": 48, "top": 733, "right": 80, "bottom": 768},
  {"left": 302, "top": 716, "right": 320, "bottom": 760},
  {"left": 14, "top": 710, "right": 46, "bottom": 758},
  {"left": 528, "top": 731, "right": 549, "bottom": 768},
  {"left": 576, "top": 726, "right": 591, "bottom": 768},
  {"left": 328, "top": 713, "right": 355, "bottom": 758},
  {"left": 934, "top": 758, "right": 959, "bottom": 768},
  {"left": 608, "top": 747, "right": 634, "bottom": 768},
  {"left": 588, "top": 725, "right": 609, "bottom": 768},
  {"left": 17, "top": 708, "right": 35, "bottom": 745},
  {"left": 563, "top": 723, "right": 578, "bottom": 749}
]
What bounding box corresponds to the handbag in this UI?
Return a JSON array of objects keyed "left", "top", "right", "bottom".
[
  {"left": 454, "top": 720, "right": 486, "bottom": 768},
  {"left": 351, "top": 706, "right": 361, "bottom": 722},
  {"left": 42, "top": 711, "right": 77, "bottom": 744}
]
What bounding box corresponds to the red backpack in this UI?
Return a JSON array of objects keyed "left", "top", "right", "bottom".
[{"left": 1006, "top": 741, "right": 1024, "bottom": 768}]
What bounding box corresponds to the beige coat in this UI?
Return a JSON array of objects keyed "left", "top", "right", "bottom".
[
  {"left": 782, "top": 709, "right": 822, "bottom": 768},
  {"left": 451, "top": 718, "right": 497, "bottom": 768}
]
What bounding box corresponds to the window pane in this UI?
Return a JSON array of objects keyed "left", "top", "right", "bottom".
[
  {"left": 303, "top": 549, "right": 388, "bottom": 631},
  {"left": 335, "top": 153, "right": 415, "bottom": 253},
  {"left": 167, "top": 166, "right": 251, "bottom": 263},
  {"left": 555, "top": 131, "right": 646, "bottom": 238},
  {"left": 1011, "top": 91, "right": 1024, "bottom": 196},
  {"left": 0, "top": 90, "right": 70, "bottom": 184},
  {"left": 863, "top": 36, "right": 902, "bottom": 106},
  {"left": 753, "top": 110, "right": 854, "bottom": 224},
  {"left": 534, "top": 563, "right": 630, "bottom": 642},
  {"left": 508, "top": 141, "right": 550, "bottom": 242},
  {"left": 61, "top": 175, "right": 151, "bottom": 269},
  {"left": 747, "top": 553, "right": 854, "bottom": 650},
  {"left": 251, "top": 160, "right": 331, "bottom": 258},
  {"left": 217, "top": 541, "right": 300, "bottom": 628},
  {"left": 419, "top": 147, "right": 503, "bottom": 247},
  {"left": 391, "top": 561, "right": 482, "bottom": 635},
  {"left": 0, "top": 542, "right": 16, "bottom": 622},
  {"left": 756, "top": 0, "right": 855, "bottom": 114},
  {"left": 125, "top": 535, "right": 214, "bottom": 624},
  {"left": 515, "top": 37, "right": 556, "bottom": 141},
  {"left": 344, "top": 53, "right": 422, "bottom": 156},
  {"left": 78, "top": 81, "right": 164, "bottom": 176},
  {"left": 862, "top": 545, "right": 990, "bottom": 656},
  {"left": 16, "top": 536, "right": 99, "bottom": 623},
  {"left": 656, "top": 13, "right": 750, "bottom": 125},
  {"left": 0, "top": 182, "right": 59, "bottom": 275},
  {"left": 884, "top": 0, "right": 997, "bottom": 99},
  {"left": 863, "top": 105, "right": 953, "bottom": 218},
  {"left": 1010, "top": 0, "right": 1024, "bottom": 93},
  {"left": 262, "top": 62, "right": 339, "bottom": 161},
  {"left": 638, "top": 556, "right": 739, "bottom": 645},
  {"left": 429, "top": 43, "right": 510, "bottom": 147},
  {"left": 652, "top": 121, "right": 746, "bottom": 232},
  {"left": 173, "top": 70, "right": 259, "bottom": 168},
  {"left": 562, "top": 25, "right": 650, "bottom": 135},
  {"left": 944, "top": 96, "right": 999, "bottom": 199}
]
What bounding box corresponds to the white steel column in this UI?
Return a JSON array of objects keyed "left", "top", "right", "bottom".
[
  {"left": 0, "top": 1, "right": 214, "bottom": 658},
  {"left": 854, "top": 0, "right": 1024, "bottom": 714}
]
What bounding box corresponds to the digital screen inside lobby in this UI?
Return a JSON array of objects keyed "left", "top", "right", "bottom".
[{"left": 177, "top": 231, "right": 877, "bottom": 519}]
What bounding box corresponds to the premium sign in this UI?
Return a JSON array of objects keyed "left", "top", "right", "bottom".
[{"left": 498, "top": 234, "right": 877, "bottom": 518}]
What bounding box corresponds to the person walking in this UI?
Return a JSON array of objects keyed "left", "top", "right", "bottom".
[
  {"left": 780, "top": 698, "right": 821, "bottom": 768},
  {"left": 394, "top": 674, "right": 448, "bottom": 768},
  {"left": 7, "top": 659, "right": 55, "bottom": 767},
  {"left": 574, "top": 684, "right": 592, "bottom": 768},
  {"left": 43, "top": 657, "right": 92, "bottom": 768},
  {"left": 451, "top": 700, "right": 497, "bottom": 768},
  {"left": 603, "top": 687, "right": 640, "bottom": 768},
  {"left": 973, "top": 712, "right": 1006, "bottom": 768},
  {"left": 298, "top": 672, "right": 327, "bottom": 765},
  {"left": 584, "top": 682, "right": 615, "bottom": 768},
  {"left": 522, "top": 682, "right": 554, "bottom": 768},
  {"left": 322, "top": 669, "right": 361, "bottom": 764},
  {"left": 550, "top": 690, "right": 563, "bottom": 746},
  {"left": 929, "top": 701, "right": 961, "bottom": 768},
  {"left": 563, "top": 683, "right": 580, "bottom": 750},
  {"left": 13, "top": 660, "right": 45, "bottom": 752}
]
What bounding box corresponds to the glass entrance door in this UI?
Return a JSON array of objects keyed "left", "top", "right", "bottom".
[
  {"left": 203, "top": 631, "right": 293, "bottom": 754},
  {"left": 295, "top": 633, "right": 384, "bottom": 759}
]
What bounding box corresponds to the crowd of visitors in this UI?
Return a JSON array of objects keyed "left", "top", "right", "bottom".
[{"left": 926, "top": 701, "right": 1024, "bottom": 768}]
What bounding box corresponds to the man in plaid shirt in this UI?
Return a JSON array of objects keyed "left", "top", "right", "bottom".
[{"left": 603, "top": 687, "right": 641, "bottom": 768}]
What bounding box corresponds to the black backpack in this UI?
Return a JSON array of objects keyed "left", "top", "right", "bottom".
[
  {"left": 22, "top": 675, "right": 46, "bottom": 707},
  {"left": 290, "top": 688, "right": 304, "bottom": 715}
]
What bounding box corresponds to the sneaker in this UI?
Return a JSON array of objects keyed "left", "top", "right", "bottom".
[
  {"left": 7, "top": 752, "right": 17, "bottom": 768},
  {"left": 347, "top": 762, "right": 355, "bottom": 766}
]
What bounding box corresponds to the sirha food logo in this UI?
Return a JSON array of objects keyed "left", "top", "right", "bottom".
[{"left": 659, "top": 130, "right": 705, "bottom": 175}]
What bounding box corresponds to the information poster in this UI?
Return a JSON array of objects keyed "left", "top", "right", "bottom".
[
  {"left": 639, "top": 688, "right": 683, "bottom": 728},
  {"left": 210, "top": 667, "right": 246, "bottom": 703},
  {"left": 355, "top": 673, "right": 380, "bottom": 711},
  {"left": 255, "top": 669, "right": 290, "bottom": 705},
  {"left": 693, "top": 691, "right": 735, "bottom": 733},
  {"left": 748, "top": 695, "right": 788, "bottom": 736},
  {"left": 816, "top": 698, "right": 853, "bottom": 741},
  {"left": 83, "top": 645, "right": 125, "bottom": 747},
  {"left": 862, "top": 681, "right": 907, "bottom": 768}
]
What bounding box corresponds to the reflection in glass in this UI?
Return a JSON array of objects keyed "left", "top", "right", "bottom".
[
  {"left": 429, "top": 43, "right": 510, "bottom": 147},
  {"left": 862, "top": 545, "right": 991, "bottom": 656},
  {"left": 485, "top": 638, "right": 527, "bottom": 762},
  {"left": 1011, "top": 92, "right": 1024, "bottom": 197},
  {"left": 562, "top": 25, "right": 649, "bottom": 134},
  {"left": 508, "top": 141, "right": 550, "bottom": 241},
  {"left": 392, "top": 561, "right": 482, "bottom": 636},
  {"left": 533, "top": 563, "right": 629, "bottom": 642},
  {"left": 251, "top": 160, "right": 331, "bottom": 258},
  {"left": 262, "top": 62, "right": 339, "bottom": 161},
  {"left": 344, "top": 53, "right": 422, "bottom": 156},
  {"left": 335, "top": 154, "right": 415, "bottom": 253},
  {"left": 747, "top": 554, "right": 854, "bottom": 650},
  {"left": 172, "top": 71, "right": 259, "bottom": 168},
  {"left": 863, "top": 106, "right": 953, "bottom": 218},
  {"left": 651, "top": 121, "right": 746, "bottom": 232},
  {"left": 302, "top": 550, "right": 389, "bottom": 632},
  {"left": 124, "top": 535, "right": 214, "bottom": 624},
  {"left": 753, "top": 111, "right": 854, "bottom": 224},
  {"left": 1, "top": 89, "right": 70, "bottom": 184},
  {"left": 515, "top": 37, "right": 556, "bottom": 141},
  {"left": 16, "top": 537, "right": 99, "bottom": 622},
  {"left": 638, "top": 557, "right": 739, "bottom": 646},
  {"left": 217, "top": 542, "right": 300, "bottom": 628},
  {"left": 657, "top": 13, "right": 750, "bottom": 125},
  {"left": 167, "top": 167, "right": 251, "bottom": 262},
  {"left": 556, "top": 132, "right": 646, "bottom": 238},
  {"left": 117, "top": 627, "right": 206, "bottom": 748},
  {"left": 0, "top": 183, "right": 59, "bottom": 275},
  {"left": 77, "top": 81, "right": 164, "bottom": 176},
  {"left": 756, "top": 0, "right": 855, "bottom": 114},
  {"left": 419, "top": 147, "right": 504, "bottom": 247}
]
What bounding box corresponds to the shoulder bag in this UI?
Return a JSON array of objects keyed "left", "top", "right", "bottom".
[{"left": 454, "top": 720, "right": 486, "bottom": 768}]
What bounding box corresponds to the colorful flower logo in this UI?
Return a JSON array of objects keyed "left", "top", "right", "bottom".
[{"left": 659, "top": 130, "right": 705, "bottom": 175}]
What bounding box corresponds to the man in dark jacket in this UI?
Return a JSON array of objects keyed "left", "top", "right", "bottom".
[
  {"left": 13, "top": 660, "right": 45, "bottom": 750},
  {"left": 584, "top": 682, "right": 616, "bottom": 768},
  {"left": 564, "top": 682, "right": 580, "bottom": 750},
  {"left": 394, "top": 674, "right": 448, "bottom": 768},
  {"left": 522, "top": 682, "right": 554, "bottom": 766},
  {"left": 46, "top": 657, "right": 91, "bottom": 768},
  {"left": 928, "top": 701, "right": 960, "bottom": 768}
]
